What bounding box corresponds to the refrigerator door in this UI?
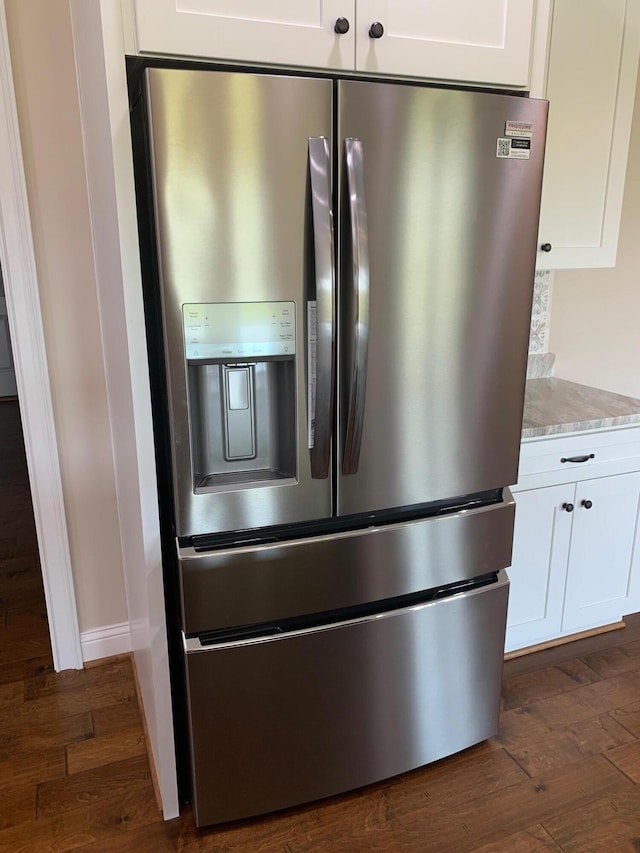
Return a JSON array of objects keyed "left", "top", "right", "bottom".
[
  {"left": 337, "top": 81, "right": 548, "bottom": 516},
  {"left": 183, "top": 571, "right": 509, "bottom": 826},
  {"left": 145, "top": 68, "right": 334, "bottom": 537}
]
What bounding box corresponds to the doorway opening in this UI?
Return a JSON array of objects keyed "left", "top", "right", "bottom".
[{"left": 0, "top": 262, "right": 53, "bottom": 680}]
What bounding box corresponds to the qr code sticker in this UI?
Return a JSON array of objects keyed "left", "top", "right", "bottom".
[{"left": 496, "top": 138, "right": 511, "bottom": 158}]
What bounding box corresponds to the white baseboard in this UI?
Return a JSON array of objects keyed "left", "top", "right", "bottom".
[{"left": 80, "top": 621, "right": 132, "bottom": 662}]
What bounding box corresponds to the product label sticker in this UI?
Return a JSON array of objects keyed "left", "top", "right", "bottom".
[
  {"left": 505, "top": 120, "right": 533, "bottom": 138},
  {"left": 496, "top": 137, "right": 531, "bottom": 160}
]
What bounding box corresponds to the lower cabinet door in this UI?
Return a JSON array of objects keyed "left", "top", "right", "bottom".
[
  {"left": 183, "top": 574, "right": 508, "bottom": 826},
  {"left": 506, "top": 485, "right": 574, "bottom": 652},
  {"left": 562, "top": 473, "right": 640, "bottom": 634}
]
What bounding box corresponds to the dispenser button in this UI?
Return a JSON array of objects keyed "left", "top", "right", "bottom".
[{"left": 227, "top": 369, "right": 250, "bottom": 410}]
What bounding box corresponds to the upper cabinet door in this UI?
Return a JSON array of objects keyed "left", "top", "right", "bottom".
[
  {"left": 133, "top": 0, "right": 356, "bottom": 70},
  {"left": 354, "top": 0, "right": 535, "bottom": 87},
  {"left": 536, "top": 0, "right": 640, "bottom": 269}
]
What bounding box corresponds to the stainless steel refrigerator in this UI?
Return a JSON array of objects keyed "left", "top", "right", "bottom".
[{"left": 132, "top": 63, "right": 547, "bottom": 826}]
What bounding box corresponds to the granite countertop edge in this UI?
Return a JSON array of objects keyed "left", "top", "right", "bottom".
[{"left": 521, "top": 377, "right": 640, "bottom": 440}]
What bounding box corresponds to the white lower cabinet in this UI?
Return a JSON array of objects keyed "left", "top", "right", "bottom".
[
  {"left": 506, "top": 483, "right": 573, "bottom": 651},
  {"left": 562, "top": 473, "right": 640, "bottom": 634},
  {"left": 506, "top": 428, "right": 640, "bottom": 653}
]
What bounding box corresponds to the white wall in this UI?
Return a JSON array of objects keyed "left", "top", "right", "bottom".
[
  {"left": 5, "top": 0, "right": 127, "bottom": 632},
  {"left": 549, "top": 68, "right": 640, "bottom": 399}
]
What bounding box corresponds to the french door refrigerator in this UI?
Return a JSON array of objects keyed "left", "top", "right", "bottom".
[{"left": 130, "top": 62, "right": 547, "bottom": 827}]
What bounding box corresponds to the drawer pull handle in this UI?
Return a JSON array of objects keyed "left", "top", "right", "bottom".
[
  {"left": 562, "top": 502, "right": 574, "bottom": 513},
  {"left": 581, "top": 499, "right": 593, "bottom": 509},
  {"left": 560, "top": 453, "right": 595, "bottom": 464}
]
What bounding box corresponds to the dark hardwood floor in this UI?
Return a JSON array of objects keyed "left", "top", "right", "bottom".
[{"left": 3, "top": 396, "right": 640, "bottom": 851}]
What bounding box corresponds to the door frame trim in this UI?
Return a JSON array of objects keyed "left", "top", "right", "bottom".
[{"left": 0, "top": 2, "right": 82, "bottom": 670}]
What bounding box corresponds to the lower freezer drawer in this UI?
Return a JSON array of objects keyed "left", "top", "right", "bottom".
[{"left": 184, "top": 570, "right": 509, "bottom": 826}]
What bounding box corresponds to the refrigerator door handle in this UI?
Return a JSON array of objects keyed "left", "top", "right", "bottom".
[
  {"left": 343, "top": 138, "right": 370, "bottom": 475},
  {"left": 308, "top": 137, "right": 335, "bottom": 479}
]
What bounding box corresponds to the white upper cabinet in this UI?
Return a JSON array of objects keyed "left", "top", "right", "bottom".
[
  {"left": 129, "top": 0, "right": 539, "bottom": 87},
  {"left": 535, "top": 0, "right": 640, "bottom": 269},
  {"left": 355, "top": 0, "right": 535, "bottom": 87},
  {"left": 131, "top": 0, "right": 356, "bottom": 71}
]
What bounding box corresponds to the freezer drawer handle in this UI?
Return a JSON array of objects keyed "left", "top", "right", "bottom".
[
  {"left": 342, "top": 138, "right": 370, "bottom": 475},
  {"left": 308, "top": 137, "right": 336, "bottom": 479}
]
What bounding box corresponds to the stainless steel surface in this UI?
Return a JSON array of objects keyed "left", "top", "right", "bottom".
[
  {"left": 188, "top": 359, "right": 296, "bottom": 490},
  {"left": 184, "top": 570, "right": 509, "bottom": 826},
  {"left": 342, "top": 138, "right": 371, "bottom": 476},
  {"left": 146, "top": 68, "right": 333, "bottom": 536},
  {"left": 222, "top": 365, "right": 255, "bottom": 460},
  {"left": 337, "top": 81, "right": 548, "bottom": 515},
  {"left": 179, "top": 490, "right": 515, "bottom": 634},
  {"left": 307, "top": 137, "right": 335, "bottom": 480}
]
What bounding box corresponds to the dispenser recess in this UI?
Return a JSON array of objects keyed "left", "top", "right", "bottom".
[{"left": 183, "top": 302, "right": 297, "bottom": 493}]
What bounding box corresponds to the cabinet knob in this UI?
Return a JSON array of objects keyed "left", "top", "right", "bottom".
[
  {"left": 334, "top": 17, "right": 350, "bottom": 34},
  {"left": 581, "top": 499, "right": 593, "bottom": 509},
  {"left": 562, "top": 502, "right": 574, "bottom": 513},
  {"left": 369, "top": 21, "right": 385, "bottom": 38},
  {"left": 540, "top": 243, "right": 553, "bottom": 253}
]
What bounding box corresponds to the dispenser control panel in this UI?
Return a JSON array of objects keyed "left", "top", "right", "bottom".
[{"left": 183, "top": 302, "right": 296, "bottom": 360}]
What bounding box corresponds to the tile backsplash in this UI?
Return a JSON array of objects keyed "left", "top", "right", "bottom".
[{"left": 528, "top": 270, "right": 552, "bottom": 354}]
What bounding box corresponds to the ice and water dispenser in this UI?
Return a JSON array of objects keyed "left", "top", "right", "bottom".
[{"left": 182, "top": 302, "right": 298, "bottom": 492}]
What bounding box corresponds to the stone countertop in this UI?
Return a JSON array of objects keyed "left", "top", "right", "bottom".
[{"left": 522, "top": 378, "right": 640, "bottom": 439}]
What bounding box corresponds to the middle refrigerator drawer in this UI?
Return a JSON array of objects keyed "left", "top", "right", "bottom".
[{"left": 178, "top": 493, "right": 515, "bottom": 635}]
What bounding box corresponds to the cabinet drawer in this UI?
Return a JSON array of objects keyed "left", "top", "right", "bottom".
[{"left": 517, "top": 427, "right": 640, "bottom": 488}]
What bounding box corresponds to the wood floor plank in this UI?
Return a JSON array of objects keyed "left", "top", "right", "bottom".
[
  {"left": 468, "top": 824, "right": 563, "bottom": 852},
  {"left": 605, "top": 739, "right": 640, "bottom": 783},
  {"left": 507, "top": 671, "right": 640, "bottom": 730},
  {"left": 0, "top": 783, "right": 36, "bottom": 832},
  {"left": 0, "top": 746, "right": 66, "bottom": 788},
  {"left": 0, "top": 555, "right": 39, "bottom": 576},
  {"left": 0, "top": 538, "right": 18, "bottom": 558},
  {"left": 72, "top": 818, "right": 184, "bottom": 853},
  {"left": 503, "top": 713, "right": 637, "bottom": 777},
  {"left": 208, "top": 789, "right": 392, "bottom": 853},
  {"left": 395, "top": 747, "right": 528, "bottom": 805},
  {"left": 24, "top": 657, "right": 134, "bottom": 700},
  {"left": 0, "top": 635, "right": 52, "bottom": 665},
  {"left": 289, "top": 755, "right": 632, "bottom": 853},
  {"left": 611, "top": 699, "right": 640, "bottom": 738},
  {"left": 4, "top": 608, "right": 49, "bottom": 631},
  {"left": 9, "top": 680, "right": 138, "bottom": 725},
  {"left": 92, "top": 699, "right": 143, "bottom": 737},
  {"left": 581, "top": 638, "right": 640, "bottom": 679},
  {"left": 500, "top": 659, "right": 601, "bottom": 711},
  {"left": 66, "top": 728, "right": 147, "bottom": 775},
  {"left": 542, "top": 788, "right": 640, "bottom": 852},
  {"left": 0, "top": 711, "right": 93, "bottom": 754},
  {"left": 495, "top": 705, "right": 554, "bottom": 748},
  {"left": 36, "top": 754, "right": 154, "bottom": 819},
  {"left": 0, "top": 789, "right": 162, "bottom": 853},
  {"left": 0, "top": 680, "right": 23, "bottom": 707}
]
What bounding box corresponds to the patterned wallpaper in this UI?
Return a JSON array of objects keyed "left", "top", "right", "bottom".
[{"left": 529, "top": 269, "right": 552, "bottom": 354}]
